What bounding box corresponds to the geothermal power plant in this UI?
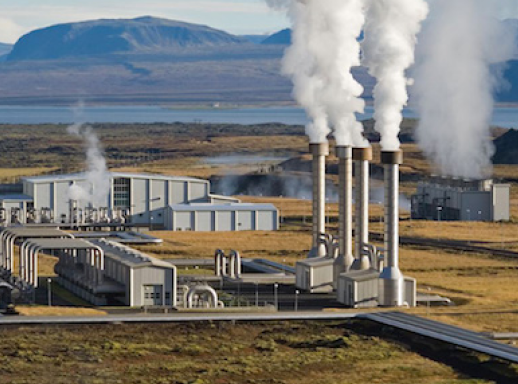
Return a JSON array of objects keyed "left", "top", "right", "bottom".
[
  {"left": 0, "top": 0, "right": 512, "bottom": 316},
  {"left": 296, "top": 145, "right": 415, "bottom": 307}
]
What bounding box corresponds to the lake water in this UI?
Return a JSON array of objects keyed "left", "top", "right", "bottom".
[{"left": 0, "top": 105, "right": 516, "bottom": 128}]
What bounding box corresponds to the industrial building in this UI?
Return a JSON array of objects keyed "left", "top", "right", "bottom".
[
  {"left": 0, "top": 227, "right": 177, "bottom": 307},
  {"left": 0, "top": 172, "right": 278, "bottom": 231},
  {"left": 411, "top": 177, "right": 510, "bottom": 222},
  {"left": 165, "top": 203, "right": 278, "bottom": 232},
  {"left": 56, "top": 239, "right": 177, "bottom": 306}
]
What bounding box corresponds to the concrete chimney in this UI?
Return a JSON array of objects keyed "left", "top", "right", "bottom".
[
  {"left": 379, "top": 150, "right": 404, "bottom": 306},
  {"left": 352, "top": 147, "right": 372, "bottom": 270},
  {"left": 334, "top": 146, "right": 354, "bottom": 285},
  {"left": 310, "top": 143, "right": 329, "bottom": 258}
]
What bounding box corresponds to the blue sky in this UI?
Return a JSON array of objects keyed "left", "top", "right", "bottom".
[{"left": 0, "top": 0, "right": 290, "bottom": 43}]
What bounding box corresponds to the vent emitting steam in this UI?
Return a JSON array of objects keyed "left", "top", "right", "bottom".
[
  {"left": 362, "top": 0, "right": 428, "bottom": 150},
  {"left": 414, "top": 0, "right": 514, "bottom": 179},
  {"left": 267, "top": 0, "right": 367, "bottom": 146},
  {"left": 67, "top": 109, "right": 111, "bottom": 207}
]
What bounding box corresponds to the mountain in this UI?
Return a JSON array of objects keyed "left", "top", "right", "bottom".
[
  {"left": 493, "top": 129, "right": 518, "bottom": 164},
  {"left": 0, "top": 17, "right": 516, "bottom": 106},
  {"left": 262, "top": 29, "right": 292, "bottom": 45},
  {"left": 8, "top": 16, "right": 248, "bottom": 61},
  {"left": 0, "top": 17, "right": 296, "bottom": 105},
  {"left": 242, "top": 35, "right": 269, "bottom": 44},
  {"left": 0, "top": 43, "right": 13, "bottom": 57}
]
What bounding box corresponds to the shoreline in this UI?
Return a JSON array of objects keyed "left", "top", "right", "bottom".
[{"left": 0, "top": 101, "right": 516, "bottom": 109}]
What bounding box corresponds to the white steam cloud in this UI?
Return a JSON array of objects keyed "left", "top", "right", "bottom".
[
  {"left": 414, "top": 0, "right": 514, "bottom": 179},
  {"left": 266, "top": 0, "right": 367, "bottom": 146},
  {"left": 67, "top": 107, "right": 111, "bottom": 207},
  {"left": 362, "top": 0, "right": 428, "bottom": 151}
]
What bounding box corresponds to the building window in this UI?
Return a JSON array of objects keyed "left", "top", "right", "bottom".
[{"left": 113, "top": 178, "right": 131, "bottom": 209}]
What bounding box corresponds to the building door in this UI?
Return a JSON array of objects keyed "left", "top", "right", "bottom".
[{"left": 142, "top": 285, "right": 163, "bottom": 306}]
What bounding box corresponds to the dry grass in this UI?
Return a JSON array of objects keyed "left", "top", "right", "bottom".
[
  {"left": 15, "top": 306, "right": 106, "bottom": 317},
  {"left": 0, "top": 321, "right": 494, "bottom": 384},
  {"left": 400, "top": 219, "right": 518, "bottom": 245},
  {"left": 113, "top": 157, "right": 222, "bottom": 179},
  {"left": 0, "top": 167, "right": 58, "bottom": 182},
  {"left": 135, "top": 229, "right": 312, "bottom": 266}
]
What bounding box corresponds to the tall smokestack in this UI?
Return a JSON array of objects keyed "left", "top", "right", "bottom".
[
  {"left": 353, "top": 147, "right": 372, "bottom": 270},
  {"left": 334, "top": 146, "right": 354, "bottom": 283},
  {"left": 310, "top": 143, "right": 329, "bottom": 258},
  {"left": 379, "top": 150, "right": 404, "bottom": 306}
]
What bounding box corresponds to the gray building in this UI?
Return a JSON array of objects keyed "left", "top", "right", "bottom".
[
  {"left": 0, "top": 172, "right": 278, "bottom": 230},
  {"left": 165, "top": 203, "right": 279, "bottom": 232},
  {"left": 55, "top": 239, "right": 177, "bottom": 306},
  {"left": 411, "top": 177, "right": 510, "bottom": 222}
]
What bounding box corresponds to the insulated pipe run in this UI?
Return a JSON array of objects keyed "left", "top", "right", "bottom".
[
  {"left": 310, "top": 143, "right": 329, "bottom": 258},
  {"left": 353, "top": 147, "right": 372, "bottom": 269},
  {"left": 379, "top": 150, "right": 405, "bottom": 307}
]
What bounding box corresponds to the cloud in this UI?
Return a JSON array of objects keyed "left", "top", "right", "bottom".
[{"left": 0, "top": 18, "right": 26, "bottom": 43}]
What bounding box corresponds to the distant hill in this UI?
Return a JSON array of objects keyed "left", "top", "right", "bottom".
[
  {"left": 242, "top": 35, "right": 269, "bottom": 44},
  {"left": 0, "top": 43, "right": 13, "bottom": 57},
  {"left": 493, "top": 129, "right": 518, "bottom": 164},
  {"left": 8, "top": 16, "right": 248, "bottom": 61},
  {"left": 0, "top": 17, "right": 517, "bottom": 105},
  {"left": 260, "top": 28, "right": 362, "bottom": 45},
  {"left": 262, "top": 29, "right": 291, "bottom": 45}
]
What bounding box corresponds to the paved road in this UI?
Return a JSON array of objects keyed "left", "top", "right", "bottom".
[{"left": 0, "top": 311, "right": 360, "bottom": 325}]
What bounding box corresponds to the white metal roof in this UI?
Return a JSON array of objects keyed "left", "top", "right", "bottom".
[
  {"left": 0, "top": 227, "right": 68, "bottom": 237},
  {"left": 340, "top": 269, "right": 380, "bottom": 282},
  {"left": 22, "top": 238, "right": 100, "bottom": 250},
  {"left": 168, "top": 203, "right": 278, "bottom": 212},
  {"left": 91, "top": 239, "right": 175, "bottom": 269},
  {"left": 297, "top": 257, "right": 335, "bottom": 267},
  {"left": 22, "top": 172, "right": 207, "bottom": 184}
]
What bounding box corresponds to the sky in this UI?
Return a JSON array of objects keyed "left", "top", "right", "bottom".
[
  {"left": 0, "top": 0, "right": 517, "bottom": 45},
  {"left": 0, "top": 0, "right": 290, "bottom": 44}
]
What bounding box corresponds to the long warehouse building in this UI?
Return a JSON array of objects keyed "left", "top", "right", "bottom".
[{"left": 0, "top": 172, "right": 279, "bottom": 231}]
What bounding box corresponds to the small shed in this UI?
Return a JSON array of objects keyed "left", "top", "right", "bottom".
[
  {"left": 337, "top": 269, "right": 380, "bottom": 308},
  {"left": 295, "top": 257, "right": 334, "bottom": 293}
]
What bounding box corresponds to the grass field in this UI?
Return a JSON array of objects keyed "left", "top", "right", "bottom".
[
  {"left": 4, "top": 121, "right": 518, "bottom": 382},
  {"left": 0, "top": 321, "right": 500, "bottom": 384}
]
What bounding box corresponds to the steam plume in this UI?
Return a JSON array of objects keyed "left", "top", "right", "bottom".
[
  {"left": 362, "top": 0, "right": 428, "bottom": 150},
  {"left": 67, "top": 106, "right": 111, "bottom": 207},
  {"left": 414, "top": 0, "right": 514, "bottom": 179},
  {"left": 266, "top": 0, "right": 367, "bottom": 146}
]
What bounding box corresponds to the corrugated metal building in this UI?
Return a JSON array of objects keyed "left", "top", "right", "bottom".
[
  {"left": 411, "top": 177, "right": 510, "bottom": 222},
  {"left": 56, "top": 239, "right": 177, "bottom": 307},
  {"left": 164, "top": 203, "right": 279, "bottom": 232},
  {"left": 0, "top": 172, "right": 279, "bottom": 230},
  {"left": 21, "top": 172, "right": 215, "bottom": 225}
]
